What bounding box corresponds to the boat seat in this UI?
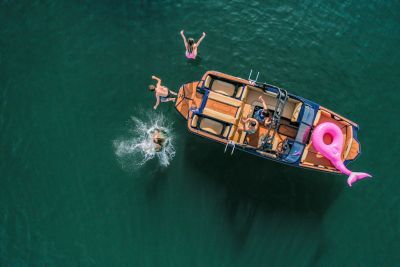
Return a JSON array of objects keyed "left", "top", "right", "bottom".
[
  {"left": 192, "top": 114, "right": 235, "bottom": 139},
  {"left": 242, "top": 86, "right": 249, "bottom": 100},
  {"left": 313, "top": 110, "right": 322, "bottom": 126},
  {"left": 208, "top": 91, "right": 242, "bottom": 107},
  {"left": 205, "top": 75, "right": 246, "bottom": 100},
  {"left": 203, "top": 108, "right": 236, "bottom": 124},
  {"left": 235, "top": 85, "right": 249, "bottom": 100},
  {"left": 291, "top": 102, "right": 302, "bottom": 122},
  {"left": 342, "top": 126, "right": 353, "bottom": 160},
  {"left": 210, "top": 80, "right": 236, "bottom": 97},
  {"left": 204, "top": 75, "right": 212, "bottom": 88},
  {"left": 222, "top": 125, "right": 231, "bottom": 138},
  {"left": 199, "top": 117, "right": 224, "bottom": 135}
]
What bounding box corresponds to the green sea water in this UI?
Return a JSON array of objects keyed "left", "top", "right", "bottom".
[{"left": 1, "top": 0, "right": 399, "bottom": 266}]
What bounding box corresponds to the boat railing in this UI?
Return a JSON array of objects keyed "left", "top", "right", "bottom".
[{"left": 248, "top": 69, "right": 260, "bottom": 84}]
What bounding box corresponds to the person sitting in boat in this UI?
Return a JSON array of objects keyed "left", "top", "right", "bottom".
[
  {"left": 254, "top": 96, "right": 272, "bottom": 126},
  {"left": 149, "top": 75, "right": 177, "bottom": 110},
  {"left": 152, "top": 129, "right": 167, "bottom": 152},
  {"left": 258, "top": 133, "right": 273, "bottom": 150},
  {"left": 239, "top": 117, "right": 259, "bottom": 135},
  {"left": 180, "top": 30, "right": 206, "bottom": 60}
]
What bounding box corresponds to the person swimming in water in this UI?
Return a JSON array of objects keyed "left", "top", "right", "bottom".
[
  {"left": 149, "top": 75, "right": 177, "bottom": 110},
  {"left": 152, "top": 129, "right": 167, "bottom": 152},
  {"left": 180, "top": 30, "right": 206, "bottom": 60}
]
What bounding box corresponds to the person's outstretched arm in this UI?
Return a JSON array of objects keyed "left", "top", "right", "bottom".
[
  {"left": 196, "top": 32, "right": 206, "bottom": 47},
  {"left": 258, "top": 96, "right": 268, "bottom": 110},
  {"left": 180, "top": 30, "right": 188, "bottom": 49},
  {"left": 152, "top": 75, "right": 162, "bottom": 87}
]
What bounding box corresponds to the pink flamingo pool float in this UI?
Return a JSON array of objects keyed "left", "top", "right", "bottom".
[{"left": 311, "top": 122, "right": 372, "bottom": 187}]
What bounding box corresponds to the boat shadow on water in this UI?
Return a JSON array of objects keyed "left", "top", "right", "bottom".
[{"left": 183, "top": 135, "right": 343, "bottom": 249}]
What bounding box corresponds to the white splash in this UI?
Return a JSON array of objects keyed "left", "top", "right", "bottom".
[{"left": 113, "top": 114, "right": 175, "bottom": 168}]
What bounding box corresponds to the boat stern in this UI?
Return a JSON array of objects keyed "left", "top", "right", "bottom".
[{"left": 300, "top": 107, "right": 361, "bottom": 172}]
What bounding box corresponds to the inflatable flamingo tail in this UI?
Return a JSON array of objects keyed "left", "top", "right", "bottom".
[{"left": 347, "top": 172, "right": 372, "bottom": 187}]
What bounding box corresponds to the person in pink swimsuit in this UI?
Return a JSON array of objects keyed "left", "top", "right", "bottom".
[{"left": 180, "top": 30, "right": 206, "bottom": 60}]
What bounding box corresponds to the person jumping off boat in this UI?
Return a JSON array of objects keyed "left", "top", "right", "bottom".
[
  {"left": 180, "top": 30, "right": 206, "bottom": 60},
  {"left": 149, "top": 75, "right": 177, "bottom": 110},
  {"left": 254, "top": 96, "right": 272, "bottom": 126}
]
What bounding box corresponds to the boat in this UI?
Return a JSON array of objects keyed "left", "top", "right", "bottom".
[{"left": 175, "top": 70, "right": 361, "bottom": 174}]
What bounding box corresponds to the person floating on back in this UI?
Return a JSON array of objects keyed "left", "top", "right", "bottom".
[
  {"left": 180, "top": 30, "right": 206, "bottom": 60},
  {"left": 149, "top": 75, "right": 177, "bottom": 110}
]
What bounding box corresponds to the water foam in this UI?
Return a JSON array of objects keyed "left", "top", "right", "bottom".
[{"left": 113, "top": 114, "right": 175, "bottom": 169}]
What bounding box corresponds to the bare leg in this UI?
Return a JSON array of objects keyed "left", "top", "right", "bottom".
[
  {"left": 169, "top": 90, "right": 178, "bottom": 95},
  {"left": 164, "top": 98, "right": 176, "bottom": 102}
]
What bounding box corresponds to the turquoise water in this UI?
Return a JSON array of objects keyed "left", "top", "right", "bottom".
[{"left": 1, "top": 1, "right": 399, "bottom": 266}]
